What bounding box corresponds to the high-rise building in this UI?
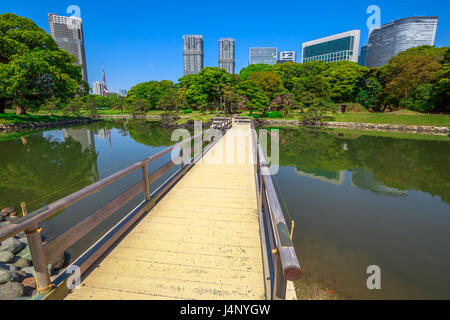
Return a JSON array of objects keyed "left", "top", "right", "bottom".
[
  {"left": 366, "top": 16, "right": 439, "bottom": 68},
  {"left": 358, "top": 45, "right": 368, "bottom": 66},
  {"left": 301, "top": 30, "right": 360, "bottom": 63},
  {"left": 278, "top": 51, "right": 297, "bottom": 63},
  {"left": 93, "top": 81, "right": 104, "bottom": 96},
  {"left": 249, "top": 47, "right": 277, "bottom": 65},
  {"left": 183, "top": 35, "right": 204, "bottom": 75},
  {"left": 218, "top": 38, "right": 235, "bottom": 74},
  {"left": 119, "top": 89, "right": 128, "bottom": 97},
  {"left": 48, "top": 13, "right": 88, "bottom": 82}
]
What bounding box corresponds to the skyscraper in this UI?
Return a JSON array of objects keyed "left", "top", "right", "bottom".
[
  {"left": 183, "top": 35, "right": 204, "bottom": 75},
  {"left": 249, "top": 47, "right": 277, "bottom": 65},
  {"left": 358, "top": 45, "right": 368, "bottom": 66},
  {"left": 278, "top": 51, "right": 297, "bottom": 63},
  {"left": 92, "top": 81, "right": 104, "bottom": 96},
  {"left": 218, "top": 38, "right": 235, "bottom": 74},
  {"left": 366, "top": 16, "right": 439, "bottom": 68},
  {"left": 302, "top": 30, "right": 360, "bottom": 63},
  {"left": 48, "top": 13, "right": 88, "bottom": 82}
]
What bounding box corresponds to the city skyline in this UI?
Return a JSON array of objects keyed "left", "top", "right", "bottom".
[{"left": 4, "top": 0, "right": 449, "bottom": 92}]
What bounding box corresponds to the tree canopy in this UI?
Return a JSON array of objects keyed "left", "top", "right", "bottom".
[{"left": 0, "top": 13, "right": 88, "bottom": 114}]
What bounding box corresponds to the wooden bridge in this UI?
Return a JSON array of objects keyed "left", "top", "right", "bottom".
[{"left": 0, "top": 117, "right": 301, "bottom": 300}]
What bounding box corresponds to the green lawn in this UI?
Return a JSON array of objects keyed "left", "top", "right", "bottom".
[
  {"left": 4, "top": 108, "right": 450, "bottom": 127},
  {"left": 258, "top": 111, "right": 450, "bottom": 127},
  {"left": 0, "top": 113, "right": 88, "bottom": 124},
  {"left": 330, "top": 113, "right": 450, "bottom": 127}
]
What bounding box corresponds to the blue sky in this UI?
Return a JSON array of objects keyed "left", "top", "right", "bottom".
[{"left": 2, "top": 0, "right": 449, "bottom": 92}]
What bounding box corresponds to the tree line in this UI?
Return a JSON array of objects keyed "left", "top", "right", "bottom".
[{"left": 1, "top": 13, "right": 448, "bottom": 118}]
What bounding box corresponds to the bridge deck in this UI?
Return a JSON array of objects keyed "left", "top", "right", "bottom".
[{"left": 65, "top": 123, "right": 266, "bottom": 300}]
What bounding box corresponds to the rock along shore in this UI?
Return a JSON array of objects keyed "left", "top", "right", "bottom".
[
  {"left": 0, "top": 118, "right": 101, "bottom": 133},
  {"left": 254, "top": 119, "right": 450, "bottom": 135},
  {"left": 0, "top": 207, "right": 67, "bottom": 300}
]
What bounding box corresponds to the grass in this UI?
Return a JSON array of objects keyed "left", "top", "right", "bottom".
[
  {"left": 0, "top": 112, "right": 88, "bottom": 124},
  {"left": 4, "top": 107, "right": 450, "bottom": 127},
  {"left": 330, "top": 112, "right": 450, "bottom": 127}
]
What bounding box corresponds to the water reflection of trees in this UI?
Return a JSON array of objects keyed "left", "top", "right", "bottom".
[
  {"left": 0, "top": 131, "right": 98, "bottom": 212},
  {"left": 277, "top": 128, "right": 450, "bottom": 204},
  {"left": 125, "top": 119, "right": 176, "bottom": 147}
]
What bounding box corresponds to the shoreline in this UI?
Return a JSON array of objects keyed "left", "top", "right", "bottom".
[
  {"left": 0, "top": 118, "right": 101, "bottom": 132},
  {"left": 1, "top": 114, "right": 449, "bottom": 136}
]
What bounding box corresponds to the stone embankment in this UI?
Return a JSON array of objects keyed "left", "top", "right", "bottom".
[
  {"left": 254, "top": 119, "right": 450, "bottom": 135},
  {"left": 0, "top": 118, "right": 101, "bottom": 132},
  {"left": 0, "top": 207, "right": 67, "bottom": 299}
]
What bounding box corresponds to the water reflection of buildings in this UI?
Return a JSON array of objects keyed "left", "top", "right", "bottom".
[
  {"left": 294, "top": 168, "right": 345, "bottom": 185},
  {"left": 63, "top": 128, "right": 95, "bottom": 152},
  {"left": 62, "top": 128, "right": 99, "bottom": 181},
  {"left": 294, "top": 167, "right": 406, "bottom": 197},
  {"left": 351, "top": 168, "right": 407, "bottom": 197}
]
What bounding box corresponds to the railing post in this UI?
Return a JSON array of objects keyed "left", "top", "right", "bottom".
[
  {"left": 180, "top": 147, "right": 184, "bottom": 169},
  {"left": 273, "top": 255, "right": 287, "bottom": 300},
  {"left": 25, "top": 223, "right": 53, "bottom": 294},
  {"left": 142, "top": 163, "right": 150, "bottom": 201}
]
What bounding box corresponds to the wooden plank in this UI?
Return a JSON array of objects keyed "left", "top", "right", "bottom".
[{"left": 65, "top": 123, "right": 266, "bottom": 300}]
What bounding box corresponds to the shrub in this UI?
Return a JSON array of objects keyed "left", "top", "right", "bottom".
[
  {"left": 183, "top": 109, "right": 192, "bottom": 114},
  {"left": 267, "top": 111, "right": 283, "bottom": 118}
]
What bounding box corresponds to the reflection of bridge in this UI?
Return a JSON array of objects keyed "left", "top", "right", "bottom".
[{"left": 0, "top": 118, "right": 301, "bottom": 300}]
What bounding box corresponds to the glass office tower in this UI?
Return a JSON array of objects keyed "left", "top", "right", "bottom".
[
  {"left": 219, "top": 38, "right": 235, "bottom": 74},
  {"left": 249, "top": 47, "right": 277, "bottom": 65},
  {"left": 183, "top": 35, "right": 204, "bottom": 75},
  {"left": 366, "top": 16, "right": 439, "bottom": 68},
  {"left": 48, "top": 13, "right": 88, "bottom": 82},
  {"left": 358, "top": 45, "right": 368, "bottom": 66},
  {"left": 301, "top": 30, "right": 360, "bottom": 63}
]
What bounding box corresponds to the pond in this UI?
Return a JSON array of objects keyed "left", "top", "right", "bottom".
[
  {"left": 268, "top": 127, "right": 450, "bottom": 299},
  {"left": 0, "top": 120, "right": 449, "bottom": 299}
]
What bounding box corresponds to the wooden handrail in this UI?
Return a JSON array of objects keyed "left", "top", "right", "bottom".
[
  {"left": 0, "top": 119, "right": 232, "bottom": 294},
  {"left": 0, "top": 130, "right": 204, "bottom": 242},
  {"left": 250, "top": 120, "right": 302, "bottom": 299}
]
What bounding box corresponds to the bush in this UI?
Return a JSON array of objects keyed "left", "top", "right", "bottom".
[
  {"left": 338, "top": 103, "right": 368, "bottom": 113},
  {"left": 183, "top": 109, "right": 192, "bottom": 114},
  {"left": 266, "top": 111, "right": 283, "bottom": 118}
]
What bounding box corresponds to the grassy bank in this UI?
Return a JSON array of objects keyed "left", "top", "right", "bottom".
[
  {"left": 4, "top": 108, "right": 450, "bottom": 127},
  {"left": 0, "top": 113, "right": 89, "bottom": 124},
  {"left": 330, "top": 112, "right": 450, "bottom": 127}
]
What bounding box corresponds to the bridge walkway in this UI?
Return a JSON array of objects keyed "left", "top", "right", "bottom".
[{"left": 65, "top": 123, "right": 266, "bottom": 300}]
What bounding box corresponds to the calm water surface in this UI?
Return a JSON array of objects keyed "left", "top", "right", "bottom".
[
  {"left": 268, "top": 127, "right": 450, "bottom": 299},
  {"left": 0, "top": 121, "right": 449, "bottom": 299}
]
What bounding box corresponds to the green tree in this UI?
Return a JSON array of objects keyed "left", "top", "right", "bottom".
[
  {"left": 382, "top": 46, "right": 447, "bottom": 110},
  {"left": 300, "top": 97, "right": 334, "bottom": 124},
  {"left": 0, "top": 13, "right": 88, "bottom": 115},
  {"left": 247, "top": 71, "right": 286, "bottom": 101},
  {"left": 129, "top": 98, "right": 149, "bottom": 116},
  {"left": 236, "top": 80, "right": 269, "bottom": 115},
  {"left": 269, "top": 93, "right": 294, "bottom": 116},
  {"left": 322, "top": 61, "right": 367, "bottom": 103},
  {"left": 239, "top": 64, "right": 273, "bottom": 80}
]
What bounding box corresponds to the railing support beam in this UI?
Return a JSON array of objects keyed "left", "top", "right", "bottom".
[
  {"left": 142, "top": 164, "right": 150, "bottom": 201},
  {"left": 25, "top": 224, "right": 52, "bottom": 293}
]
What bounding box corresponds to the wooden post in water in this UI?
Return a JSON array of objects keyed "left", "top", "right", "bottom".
[{"left": 142, "top": 164, "right": 150, "bottom": 201}]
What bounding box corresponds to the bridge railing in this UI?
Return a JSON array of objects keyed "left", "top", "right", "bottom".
[
  {"left": 0, "top": 118, "right": 232, "bottom": 298},
  {"left": 250, "top": 119, "right": 302, "bottom": 300}
]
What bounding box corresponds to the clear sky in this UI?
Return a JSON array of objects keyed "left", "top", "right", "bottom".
[{"left": 2, "top": 0, "right": 449, "bottom": 92}]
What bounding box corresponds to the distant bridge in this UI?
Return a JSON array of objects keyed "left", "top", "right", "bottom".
[{"left": 0, "top": 117, "right": 301, "bottom": 300}]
